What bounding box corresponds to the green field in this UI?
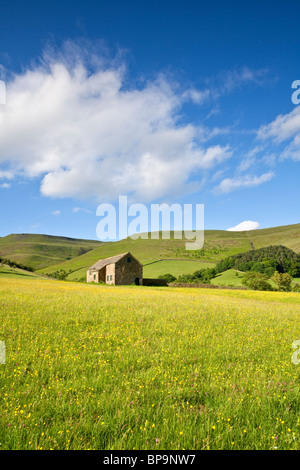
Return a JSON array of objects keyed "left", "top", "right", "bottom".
[
  {"left": 143, "top": 260, "right": 215, "bottom": 278},
  {"left": 1, "top": 277, "right": 300, "bottom": 450}
]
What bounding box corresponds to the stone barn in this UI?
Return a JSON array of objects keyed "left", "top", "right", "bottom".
[{"left": 86, "top": 252, "right": 143, "bottom": 286}]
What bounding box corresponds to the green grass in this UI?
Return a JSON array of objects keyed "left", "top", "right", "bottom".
[
  {"left": 1, "top": 278, "right": 300, "bottom": 450},
  {"left": 143, "top": 260, "right": 215, "bottom": 278},
  {"left": 211, "top": 269, "right": 245, "bottom": 287}
]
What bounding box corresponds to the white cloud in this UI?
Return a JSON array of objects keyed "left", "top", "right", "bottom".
[
  {"left": 72, "top": 207, "right": 91, "bottom": 214},
  {"left": 258, "top": 106, "right": 300, "bottom": 143},
  {"left": 221, "top": 67, "right": 270, "bottom": 93},
  {"left": 0, "top": 43, "right": 233, "bottom": 203},
  {"left": 0, "top": 182, "right": 10, "bottom": 188},
  {"left": 213, "top": 171, "right": 275, "bottom": 194},
  {"left": 237, "top": 145, "right": 265, "bottom": 172},
  {"left": 52, "top": 210, "right": 61, "bottom": 216},
  {"left": 29, "top": 222, "right": 42, "bottom": 232},
  {"left": 257, "top": 106, "right": 300, "bottom": 162},
  {"left": 182, "top": 88, "right": 211, "bottom": 105},
  {"left": 179, "top": 67, "right": 269, "bottom": 105},
  {"left": 227, "top": 220, "right": 260, "bottom": 231},
  {"left": 0, "top": 170, "right": 14, "bottom": 179}
]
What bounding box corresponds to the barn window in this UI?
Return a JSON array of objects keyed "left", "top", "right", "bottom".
[
  {"left": 94, "top": 274, "right": 96, "bottom": 280},
  {"left": 107, "top": 275, "right": 109, "bottom": 281},
  {"left": 89, "top": 270, "right": 92, "bottom": 275},
  {"left": 127, "top": 257, "right": 132, "bottom": 263},
  {"left": 110, "top": 275, "right": 113, "bottom": 281}
]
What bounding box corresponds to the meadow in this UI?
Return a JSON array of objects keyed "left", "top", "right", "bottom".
[{"left": 1, "top": 277, "right": 300, "bottom": 450}]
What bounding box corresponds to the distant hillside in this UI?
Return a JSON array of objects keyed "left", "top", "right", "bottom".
[
  {"left": 0, "top": 234, "right": 102, "bottom": 270},
  {"left": 36, "top": 223, "right": 300, "bottom": 280},
  {"left": 247, "top": 223, "right": 300, "bottom": 253}
]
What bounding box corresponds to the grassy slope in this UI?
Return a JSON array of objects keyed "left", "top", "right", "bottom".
[
  {"left": 248, "top": 223, "right": 300, "bottom": 252},
  {"left": 37, "top": 223, "right": 300, "bottom": 280},
  {"left": 0, "top": 264, "right": 47, "bottom": 280},
  {"left": 0, "top": 234, "right": 102, "bottom": 270},
  {"left": 211, "top": 269, "right": 245, "bottom": 287}
]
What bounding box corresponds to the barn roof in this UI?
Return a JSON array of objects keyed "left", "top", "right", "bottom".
[{"left": 89, "top": 252, "right": 131, "bottom": 271}]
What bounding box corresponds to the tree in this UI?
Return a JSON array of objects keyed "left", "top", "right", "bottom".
[
  {"left": 272, "top": 271, "right": 292, "bottom": 292},
  {"left": 242, "top": 272, "right": 273, "bottom": 291},
  {"left": 158, "top": 274, "right": 177, "bottom": 283}
]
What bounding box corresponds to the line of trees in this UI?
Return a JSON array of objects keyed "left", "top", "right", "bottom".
[
  {"left": 47, "top": 269, "right": 70, "bottom": 280},
  {"left": 159, "top": 267, "right": 217, "bottom": 285}
]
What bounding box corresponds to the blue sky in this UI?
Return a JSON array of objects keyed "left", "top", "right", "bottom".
[{"left": 0, "top": 0, "right": 300, "bottom": 240}]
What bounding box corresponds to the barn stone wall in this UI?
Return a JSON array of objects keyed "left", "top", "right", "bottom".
[
  {"left": 86, "top": 269, "right": 99, "bottom": 283},
  {"left": 86, "top": 266, "right": 107, "bottom": 283},
  {"left": 115, "top": 256, "right": 143, "bottom": 285},
  {"left": 106, "top": 263, "right": 115, "bottom": 285},
  {"left": 143, "top": 278, "right": 168, "bottom": 287}
]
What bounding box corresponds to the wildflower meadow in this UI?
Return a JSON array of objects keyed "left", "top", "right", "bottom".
[{"left": 0, "top": 277, "right": 300, "bottom": 450}]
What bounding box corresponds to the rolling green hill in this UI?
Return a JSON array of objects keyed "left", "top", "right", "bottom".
[
  {"left": 0, "top": 234, "right": 102, "bottom": 270},
  {"left": 36, "top": 223, "right": 300, "bottom": 280}
]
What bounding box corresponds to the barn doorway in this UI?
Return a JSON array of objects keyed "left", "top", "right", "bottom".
[{"left": 135, "top": 277, "right": 140, "bottom": 285}]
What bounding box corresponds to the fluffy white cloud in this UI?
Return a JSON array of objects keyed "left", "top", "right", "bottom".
[
  {"left": 0, "top": 44, "right": 233, "bottom": 203},
  {"left": 227, "top": 220, "right": 260, "bottom": 232},
  {"left": 258, "top": 106, "right": 300, "bottom": 143},
  {"left": 51, "top": 210, "right": 61, "bottom": 216},
  {"left": 213, "top": 171, "right": 275, "bottom": 194}
]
